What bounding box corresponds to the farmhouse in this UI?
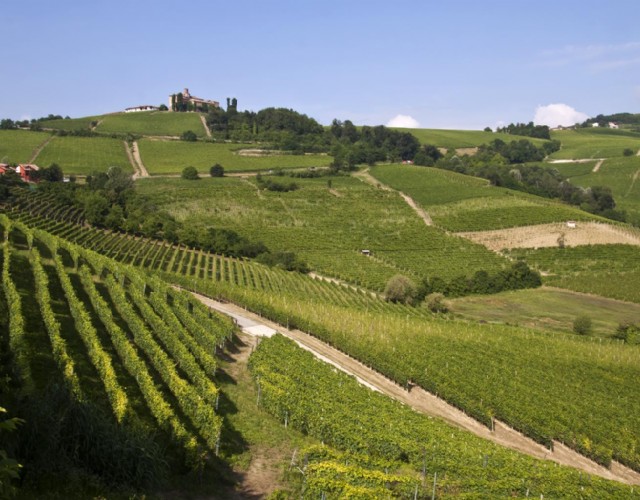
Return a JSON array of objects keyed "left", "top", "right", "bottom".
[
  {"left": 608, "top": 122, "right": 619, "bottom": 129},
  {"left": 0, "top": 163, "right": 12, "bottom": 175},
  {"left": 125, "top": 105, "right": 159, "bottom": 113},
  {"left": 169, "top": 88, "right": 219, "bottom": 112},
  {"left": 15, "top": 164, "right": 39, "bottom": 182}
]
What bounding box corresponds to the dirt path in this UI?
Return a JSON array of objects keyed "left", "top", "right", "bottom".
[
  {"left": 130, "top": 141, "right": 149, "bottom": 179},
  {"left": 627, "top": 169, "right": 640, "bottom": 197},
  {"left": 592, "top": 158, "right": 605, "bottom": 172},
  {"left": 355, "top": 169, "right": 433, "bottom": 226},
  {"left": 200, "top": 115, "right": 212, "bottom": 138},
  {"left": 192, "top": 293, "right": 640, "bottom": 486},
  {"left": 29, "top": 135, "right": 54, "bottom": 163}
]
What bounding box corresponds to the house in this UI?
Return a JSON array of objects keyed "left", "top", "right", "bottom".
[
  {"left": 608, "top": 122, "right": 619, "bottom": 129},
  {"left": 0, "top": 163, "right": 12, "bottom": 175},
  {"left": 169, "top": 88, "right": 219, "bottom": 112},
  {"left": 566, "top": 220, "right": 577, "bottom": 229},
  {"left": 15, "top": 164, "right": 39, "bottom": 182},
  {"left": 591, "top": 122, "right": 599, "bottom": 127},
  {"left": 125, "top": 105, "right": 159, "bottom": 113}
]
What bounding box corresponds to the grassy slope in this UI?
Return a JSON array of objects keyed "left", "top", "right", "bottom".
[
  {"left": 398, "top": 128, "right": 548, "bottom": 148},
  {"left": 34, "top": 135, "right": 132, "bottom": 174},
  {"left": 450, "top": 287, "right": 640, "bottom": 338},
  {"left": 39, "top": 116, "right": 103, "bottom": 131},
  {"left": 138, "top": 139, "right": 331, "bottom": 175},
  {"left": 96, "top": 111, "right": 206, "bottom": 137},
  {"left": 549, "top": 128, "right": 640, "bottom": 159},
  {"left": 136, "top": 175, "right": 509, "bottom": 289},
  {"left": 0, "top": 130, "right": 52, "bottom": 164},
  {"left": 370, "top": 164, "right": 604, "bottom": 231}
]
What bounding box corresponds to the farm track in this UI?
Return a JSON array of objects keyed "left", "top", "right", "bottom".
[
  {"left": 355, "top": 168, "right": 433, "bottom": 226},
  {"left": 131, "top": 141, "right": 149, "bottom": 178},
  {"left": 200, "top": 115, "right": 212, "bottom": 138},
  {"left": 191, "top": 292, "right": 640, "bottom": 486},
  {"left": 29, "top": 135, "right": 54, "bottom": 163},
  {"left": 593, "top": 158, "right": 605, "bottom": 172}
]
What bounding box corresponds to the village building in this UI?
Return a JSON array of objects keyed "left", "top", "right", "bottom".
[
  {"left": 125, "top": 105, "right": 159, "bottom": 113},
  {"left": 0, "top": 163, "right": 12, "bottom": 175},
  {"left": 169, "top": 88, "right": 219, "bottom": 112},
  {"left": 15, "top": 164, "right": 39, "bottom": 182}
]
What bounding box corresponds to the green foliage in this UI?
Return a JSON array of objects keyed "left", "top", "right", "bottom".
[
  {"left": 181, "top": 166, "right": 199, "bottom": 180},
  {"left": 250, "top": 335, "right": 637, "bottom": 498},
  {"left": 624, "top": 148, "right": 634, "bottom": 156},
  {"left": 614, "top": 322, "right": 640, "bottom": 345},
  {"left": 180, "top": 130, "right": 198, "bottom": 142},
  {"left": 256, "top": 175, "right": 298, "bottom": 192},
  {"left": 383, "top": 274, "right": 416, "bottom": 304},
  {"left": 425, "top": 292, "right": 448, "bottom": 313},
  {"left": 573, "top": 315, "right": 593, "bottom": 335},
  {"left": 209, "top": 163, "right": 224, "bottom": 177},
  {"left": 0, "top": 406, "right": 23, "bottom": 498},
  {"left": 496, "top": 121, "right": 551, "bottom": 140}
]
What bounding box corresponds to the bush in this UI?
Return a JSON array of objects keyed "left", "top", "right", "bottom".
[
  {"left": 181, "top": 166, "right": 199, "bottom": 180},
  {"left": 384, "top": 275, "right": 417, "bottom": 304},
  {"left": 573, "top": 315, "right": 592, "bottom": 335},
  {"left": 623, "top": 148, "right": 634, "bottom": 157},
  {"left": 425, "top": 292, "right": 448, "bottom": 313},
  {"left": 209, "top": 164, "right": 224, "bottom": 177},
  {"left": 180, "top": 130, "right": 197, "bottom": 142}
]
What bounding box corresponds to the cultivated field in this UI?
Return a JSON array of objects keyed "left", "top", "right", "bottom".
[
  {"left": 34, "top": 135, "right": 132, "bottom": 174},
  {"left": 370, "top": 164, "right": 603, "bottom": 231},
  {"left": 0, "top": 130, "right": 51, "bottom": 164},
  {"left": 459, "top": 221, "right": 640, "bottom": 251},
  {"left": 138, "top": 139, "right": 331, "bottom": 175},
  {"left": 398, "top": 128, "right": 549, "bottom": 149},
  {"left": 136, "top": 175, "right": 509, "bottom": 288},
  {"left": 549, "top": 128, "right": 640, "bottom": 159},
  {"left": 39, "top": 116, "right": 103, "bottom": 131},
  {"left": 451, "top": 287, "right": 640, "bottom": 337},
  {"left": 96, "top": 111, "right": 207, "bottom": 137}
]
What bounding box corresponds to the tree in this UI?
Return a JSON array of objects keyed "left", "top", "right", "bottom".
[
  {"left": 209, "top": 164, "right": 224, "bottom": 177},
  {"left": 623, "top": 148, "right": 634, "bottom": 157},
  {"left": 384, "top": 275, "right": 417, "bottom": 304},
  {"left": 483, "top": 126, "right": 492, "bottom": 132},
  {"left": 37, "top": 163, "right": 64, "bottom": 182},
  {"left": 158, "top": 104, "right": 168, "bottom": 111},
  {"left": 180, "top": 130, "right": 197, "bottom": 142},
  {"left": 181, "top": 166, "right": 199, "bottom": 180},
  {"left": 425, "top": 292, "right": 448, "bottom": 313},
  {"left": 573, "top": 315, "right": 592, "bottom": 335}
]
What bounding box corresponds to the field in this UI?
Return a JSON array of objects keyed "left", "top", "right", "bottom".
[
  {"left": 136, "top": 175, "right": 509, "bottom": 289},
  {"left": 39, "top": 116, "right": 103, "bottom": 131},
  {"left": 450, "top": 287, "right": 640, "bottom": 337},
  {"left": 95, "top": 111, "right": 207, "bottom": 137},
  {"left": 510, "top": 244, "right": 640, "bottom": 304},
  {"left": 370, "top": 164, "right": 603, "bottom": 231},
  {"left": 0, "top": 130, "right": 51, "bottom": 164},
  {"left": 398, "top": 128, "right": 548, "bottom": 149},
  {"left": 34, "top": 135, "right": 132, "bottom": 174},
  {"left": 459, "top": 221, "right": 640, "bottom": 251},
  {"left": 549, "top": 128, "right": 640, "bottom": 160},
  {"left": 138, "top": 139, "right": 331, "bottom": 175}
]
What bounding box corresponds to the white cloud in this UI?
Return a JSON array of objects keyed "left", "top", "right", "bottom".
[
  {"left": 386, "top": 114, "right": 420, "bottom": 128},
  {"left": 533, "top": 103, "right": 589, "bottom": 128}
]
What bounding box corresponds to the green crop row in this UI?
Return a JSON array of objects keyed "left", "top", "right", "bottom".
[{"left": 250, "top": 334, "right": 637, "bottom": 498}]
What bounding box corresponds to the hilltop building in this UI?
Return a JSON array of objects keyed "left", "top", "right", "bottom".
[
  {"left": 125, "top": 105, "right": 159, "bottom": 113},
  {"left": 169, "top": 88, "right": 219, "bottom": 112}
]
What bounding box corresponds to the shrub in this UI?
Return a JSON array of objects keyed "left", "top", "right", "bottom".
[
  {"left": 384, "top": 275, "right": 417, "bottom": 304},
  {"left": 425, "top": 292, "right": 448, "bottom": 313},
  {"left": 180, "top": 130, "right": 197, "bottom": 142},
  {"left": 209, "top": 164, "right": 224, "bottom": 177},
  {"left": 181, "top": 166, "right": 199, "bottom": 180},
  {"left": 623, "top": 148, "right": 634, "bottom": 157},
  {"left": 573, "top": 315, "right": 592, "bottom": 335}
]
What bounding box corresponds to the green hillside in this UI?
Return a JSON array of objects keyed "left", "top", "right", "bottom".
[
  {"left": 96, "top": 111, "right": 207, "bottom": 137},
  {"left": 0, "top": 130, "right": 51, "bottom": 164},
  {"left": 549, "top": 128, "right": 640, "bottom": 159},
  {"left": 398, "top": 127, "right": 549, "bottom": 149}
]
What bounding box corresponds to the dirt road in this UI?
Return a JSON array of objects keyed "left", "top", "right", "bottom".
[
  {"left": 192, "top": 292, "right": 640, "bottom": 485},
  {"left": 131, "top": 141, "right": 149, "bottom": 178}
]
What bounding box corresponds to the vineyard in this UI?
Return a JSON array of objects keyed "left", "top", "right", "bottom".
[
  {"left": 0, "top": 130, "right": 51, "bottom": 164},
  {"left": 510, "top": 244, "right": 640, "bottom": 304},
  {"left": 0, "top": 214, "right": 234, "bottom": 475},
  {"left": 32, "top": 135, "right": 132, "bottom": 174},
  {"left": 135, "top": 175, "right": 510, "bottom": 288},
  {"left": 95, "top": 111, "right": 208, "bottom": 137},
  {"left": 137, "top": 139, "right": 331, "bottom": 175},
  {"left": 402, "top": 128, "right": 549, "bottom": 149},
  {"left": 549, "top": 128, "right": 640, "bottom": 160},
  {"left": 250, "top": 334, "right": 638, "bottom": 498},
  {"left": 370, "top": 164, "right": 604, "bottom": 231}
]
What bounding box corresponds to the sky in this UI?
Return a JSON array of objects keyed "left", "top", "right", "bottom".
[{"left": 2, "top": 0, "right": 639, "bottom": 129}]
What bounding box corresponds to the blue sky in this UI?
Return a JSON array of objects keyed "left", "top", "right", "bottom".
[{"left": 3, "top": 0, "right": 639, "bottom": 129}]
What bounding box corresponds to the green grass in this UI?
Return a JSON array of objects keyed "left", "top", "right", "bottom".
[
  {"left": 34, "top": 135, "right": 132, "bottom": 174},
  {"left": 450, "top": 287, "right": 640, "bottom": 338},
  {"left": 510, "top": 244, "right": 640, "bottom": 303},
  {"left": 370, "top": 164, "right": 603, "bottom": 231},
  {"left": 0, "top": 130, "right": 52, "bottom": 164},
  {"left": 138, "top": 139, "right": 332, "bottom": 174},
  {"left": 397, "top": 128, "right": 548, "bottom": 149},
  {"left": 96, "top": 111, "right": 207, "bottom": 137},
  {"left": 544, "top": 160, "right": 597, "bottom": 178},
  {"left": 549, "top": 128, "right": 640, "bottom": 160},
  {"left": 39, "top": 116, "right": 102, "bottom": 132},
  {"left": 136, "top": 175, "right": 509, "bottom": 289}
]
